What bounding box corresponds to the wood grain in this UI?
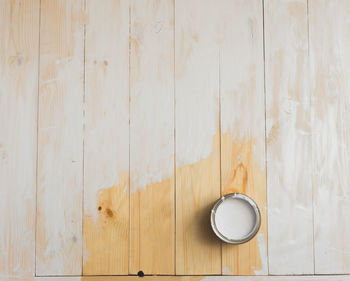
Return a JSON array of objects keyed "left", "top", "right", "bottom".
[
  {"left": 0, "top": 0, "right": 39, "bottom": 278},
  {"left": 175, "top": 0, "right": 221, "bottom": 274},
  {"left": 219, "top": 0, "right": 267, "bottom": 275},
  {"left": 129, "top": 0, "right": 175, "bottom": 274},
  {"left": 83, "top": 0, "right": 130, "bottom": 275},
  {"left": 3, "top": 0, "right": 350, "bottom": 277},
  {"left": 36, "top": 0, "right": 85, "bottom": 275},
  {"left": 265, "top": 0, "right": 314, "bottom": 274},
  {"left": 309, "top": 0, "right": 350, "bottom": 274}
]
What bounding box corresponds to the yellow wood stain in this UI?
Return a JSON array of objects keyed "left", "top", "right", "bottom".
[
  {"left": 83, "top": 173, "right": 129, "bottom": 275},
  {"left": 130, "top": 177, "right": 175, "bottom": 274},
  {"left": 221, "top": 131, "right": 267, "bottom": 275},
  {"left": 176, "top": 131, "right": 221, "bottom": 275},
  {"left": 83, "top": 133, "right": 265, "bottom": 275}
]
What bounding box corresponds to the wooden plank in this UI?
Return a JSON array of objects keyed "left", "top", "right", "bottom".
[
  {"left": 129, "top": 0, "right": 175, "bottom": 274},
  {"left": 36, "top": 0, "right": 85, "bottom": 275},
  {"left": 83, "top": 0, "right": 129, "bottom": 275},
  {"left": 35, "top": 276, "right": 350, "bottom": 281},
  {"left": 175, "top": 0, "right": 221, "bottom": 275},
  {"left": 0, "top": 0, "right": 39, "bottom": 278},
  {"left": 309, "top": 0, "right": 350, "bottom": 274},
  {"left": 265, "top": 0, "right": 314, "bottom": 274},
  {"left": 219, "top": 0, "right": 267, "bottom": 275}
]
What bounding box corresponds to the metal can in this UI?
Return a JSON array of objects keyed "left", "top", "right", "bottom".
[{"left": 210, "top": 193, "right": 261, "bottom": 244}]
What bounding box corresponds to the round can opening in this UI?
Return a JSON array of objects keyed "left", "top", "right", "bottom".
[{"left": 210, "top": 193, "right": 261, "bottom": 244}]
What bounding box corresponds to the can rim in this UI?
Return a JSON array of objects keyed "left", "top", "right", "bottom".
[{"left": 210, "top": 193, "right": 261, "bottom": 244}]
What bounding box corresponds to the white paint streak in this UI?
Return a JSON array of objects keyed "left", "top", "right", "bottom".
[
  {"left": 175, "top": 0, "right": 220, "bottom": 167},
  {"left": 84, "top": 0, "right": 130, "bottom": 221},
  {"left": 310, "top": 0, "right": 350, "bottom": 274},
  {"left": 222, "top": 267, "right": 233, "bottom": 275},
  {"left": 219, "top": 0, "right": 265, "bottom": 170},
  {"left": 254, "top": 233, "right": 268, "bottom": 275},
  {"left": 130, "top": 0, "right": 174, "bottom": 193},
  {"left": 265, "top": 0, "right": 314, "bottom": 274},
  {"left": 0, "top": 0, "right": 39, "bottom": 278},
  {"left": 36, "top": 0, "right": 84, "bottom": 275}
]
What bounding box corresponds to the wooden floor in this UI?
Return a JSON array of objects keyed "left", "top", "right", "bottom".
[{"left": 1, "top": 0, "right": 350, "bottom": 279}]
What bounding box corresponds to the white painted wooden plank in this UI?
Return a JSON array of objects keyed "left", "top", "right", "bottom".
[
  {"left": 309, "top": 0, "right": 350, "bottom": 274},
  {"left": 265, "top": 0, "right": 314, "bottom": 274},
  {"left": 0, "top": 0, "right": 39, "bottom": 279},
  {"left": 129, "top": 0, "right": 175, "bottom": 274},
  {"left": 175, "top": 0, "right": 221, "bottom": 274},
  {"left": 219, "top": 0, "right": 267, "bottom": 275},
  {"left": 36, "top": 0, "right": 85, "bottom": 275},
  {"left": 83, "top": 0, "right": 129, "bottom": 275}
]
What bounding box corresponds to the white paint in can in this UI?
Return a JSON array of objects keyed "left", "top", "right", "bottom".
[{"left": 214, "top": 197, "right": 256, "bottom": 240}]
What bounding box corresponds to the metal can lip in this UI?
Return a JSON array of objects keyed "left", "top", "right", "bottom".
[{"left": 210, "top": 193, "right": 261, "bottom": 244}]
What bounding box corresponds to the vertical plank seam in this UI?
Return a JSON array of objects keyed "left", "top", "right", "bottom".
[
  {"left": 218, "top": 50, "right": 223, "bottom": 275},
  {"left": 306, "top": 0, "right": 316, "bottom": 274},
  {"left": 35, "top": 0, "right": 42, "bottom": 276},
  {"left": 262, "top": 0, "right": 269, "bottom": 275},
  {"left": 173, "top": 0, "right": 176, "bottom": 275},
  {"left": 128, "top": 0, "right": 132, "bottom": 275},
  {"left": 82, "top": 0, "right": 87, "bottom": 275}
]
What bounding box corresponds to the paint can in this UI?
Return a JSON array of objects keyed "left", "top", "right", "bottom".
[{"left": 210, "top": 193, "right": 261, "bottom": 244}]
